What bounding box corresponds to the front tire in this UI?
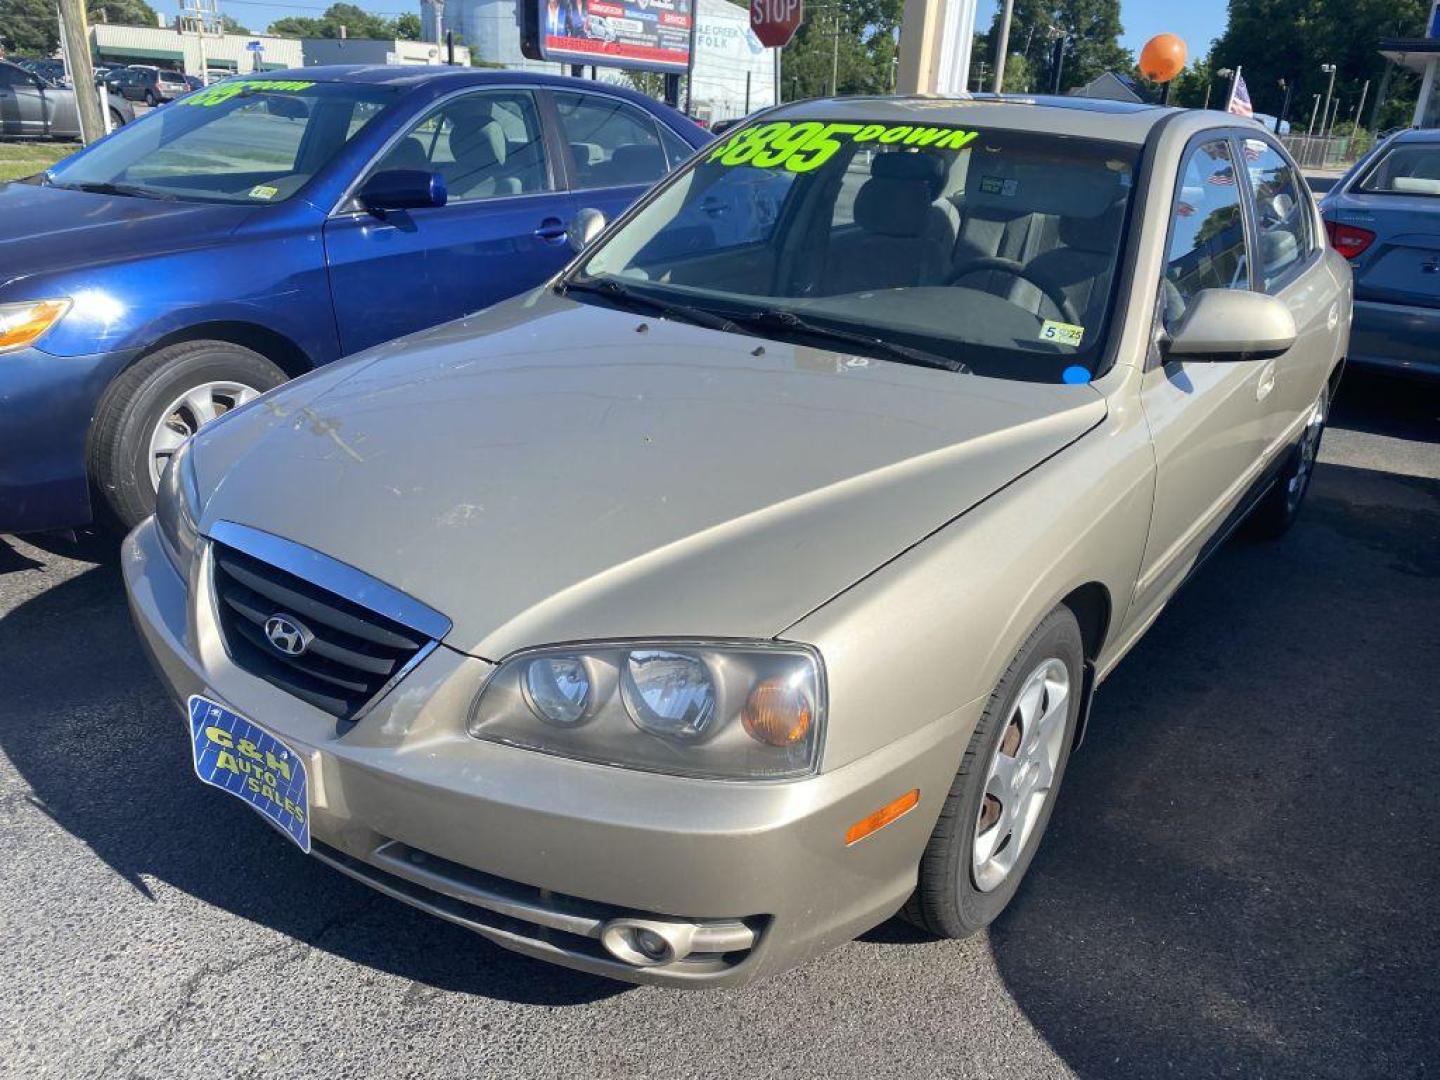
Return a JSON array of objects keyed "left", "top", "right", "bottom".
[
  {"left": 88, "top": 340, "right": 286, "bottom": 530},
  {"left": 903, "top": 607, "right": 1084, "bottom": 938},
  {"left": 109, "top": 107, "right": 126, "bottom": 128}
]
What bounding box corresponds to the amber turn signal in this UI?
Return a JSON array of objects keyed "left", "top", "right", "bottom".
[
  {"left": 845, "top": 789, "right": 920, "bottom": 846},
  {"left": 741, "top": 676, "right": 812, "bottom": 746}
]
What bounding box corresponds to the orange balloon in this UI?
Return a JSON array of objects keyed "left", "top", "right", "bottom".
[{"left": 1139, "top": 34, "right": 1187, "bottom": 83}]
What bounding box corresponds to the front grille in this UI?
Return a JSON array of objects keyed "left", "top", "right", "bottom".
[{"left": 211, "top": 537, "right": 438, "bottom": 721}]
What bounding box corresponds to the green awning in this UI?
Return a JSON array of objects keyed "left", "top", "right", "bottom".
[
  {"left": 206, "top": 58, "right": 238, "bottom": 69},
  {"left": 97, "top": 45, "right": 184, "bottom": 62}
]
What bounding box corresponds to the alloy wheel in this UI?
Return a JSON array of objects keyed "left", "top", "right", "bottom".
[
  {"left": 146, "top": 380, "right": 261, "bottom": 489},
  {"left": 972, "top": 657, "right": 1070, "bottom": 893}
]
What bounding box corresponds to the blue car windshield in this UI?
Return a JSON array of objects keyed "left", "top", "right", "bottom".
[{"left": 47, "top": 79, "right": 400, "bottom": 204}]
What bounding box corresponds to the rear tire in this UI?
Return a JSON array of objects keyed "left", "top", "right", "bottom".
[
  {"left": 1245, "top": 385, "right": 1328, "bottom": 540},
  {"left": 902, "top": 607, "right": 1083, "bottom": 938},
  {"left": 88, "top": 340, "right": 286, "bottom": 531}
]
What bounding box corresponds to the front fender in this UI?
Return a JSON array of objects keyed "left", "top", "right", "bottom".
[{"left": 788, "top": 380, "right": 1155, "bottom": 772}]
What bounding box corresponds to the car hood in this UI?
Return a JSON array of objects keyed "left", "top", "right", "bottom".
[
  {"left": 0, "top": 181, "right": 253, "bottom": 289},
  {"left": 196, "top": 290, "right": 1106, "bottom": 658}
]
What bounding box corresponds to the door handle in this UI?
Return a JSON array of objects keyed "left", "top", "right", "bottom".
[{"left": 533, "top": 218, "right": 568, "bottom": 243}]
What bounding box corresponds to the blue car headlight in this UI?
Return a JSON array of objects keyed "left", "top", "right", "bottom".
[{"left": 155, "top": 437, "right": 202, "bottom": 575}]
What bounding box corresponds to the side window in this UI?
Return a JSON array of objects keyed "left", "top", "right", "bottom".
[
  {"left": 658, "top": 124, "right": 695, "bottom": 169},
  {"left": 373, "top": 89, "right": 551, "bottom": 202},
  {"left": 554, "top": 92, "right": 666, "bottom": 189},
  {"left": 634, "top": 165, "right": 797, "bottom": 262},
  {"left": 0, "top": 65, "right": 25, "bottom": 87},
  {"left": 1241, "top": 138, "right": 1312, "bottom": 289},
  {"left": 1163, "top": 138, "right": 1249, "bottom": 327}
]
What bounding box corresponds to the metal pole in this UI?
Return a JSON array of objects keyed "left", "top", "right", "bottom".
[
  {"left": 1306, "top": 93, "right": 1320, "bottom": 136},
  {"left": 1319, "top": 62, "right": 1336, "bottom": 145},
  {"left": 1050, "top": 33, "right": 1065, "bottom": 94},
  {"left": 56, "top": 0, "right": 104, "bottom": 143},
  {"left": 830, "top": 11, "right": 839, "bottom": 96},
  {"left": 1203, "top": 81, "right": 1212, "bottom": 110},
  {"left": 1223, "top": 64, "right": 1241, "bottom": 111},
  {"left": 745, "top": 69, "right": 751, "bottom": 113},
  {"left": 1352, "top": 78, "right": 1370, "bottom": 138},
  {"left": 446, "top": 29, "right": 454, "bottom": 64},
  {"left": 992, "top": 0, "right": 1013, "bottom": 92}
]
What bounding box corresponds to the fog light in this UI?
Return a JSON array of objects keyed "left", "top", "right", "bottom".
[{"left": 599, "top": 919, "right": 696, "bottom": 967}]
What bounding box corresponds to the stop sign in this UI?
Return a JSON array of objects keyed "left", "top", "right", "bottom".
[{"left": 750, "top": 0, "right": 803, "bottom": 49}]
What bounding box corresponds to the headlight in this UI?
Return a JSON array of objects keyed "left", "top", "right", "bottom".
[
  {"left": 155, "top": 436, "right": 202, "bottom": 574},
  {"left": 469, "top": 641, "right": 825, "bottom": 780},
  {"left": 0, "top": 299, "right": 71, "bottom": 353}
]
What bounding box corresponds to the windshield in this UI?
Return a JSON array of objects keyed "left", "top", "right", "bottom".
[
  {"left": 47, "top": 79, "right": 399, "bottom": 204},
  {"left": 574, "top": 117, "right": 1140, "bottom": 383},
  {"left": 1357, "top": 142, "right": 1440, "bottom": 196}
]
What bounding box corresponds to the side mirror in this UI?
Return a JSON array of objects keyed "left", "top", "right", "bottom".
[
  {"left": 358, "top": 169, "right": 447, "bottom": 213},
  {"left": 567, "top": 207, "right": 606, "bottom": 254},
  {"left": 1164, "top": 288, "right": 1297, "bottom": 362}
]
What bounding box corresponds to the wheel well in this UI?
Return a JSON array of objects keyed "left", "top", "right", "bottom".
[
  {"left": 143, "top": 322, "right": 314, "bottom": 380},
  {"left": 1328, "top": 358, "right": 1345, "bottom": 399},
  {"left": 1059, "top": 582, "right": 1111, "bottom": 662}
]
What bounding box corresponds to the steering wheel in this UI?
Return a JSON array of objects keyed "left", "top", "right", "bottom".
[{"left": 944, "top": 256, "right": 1081, "bottom": 328}]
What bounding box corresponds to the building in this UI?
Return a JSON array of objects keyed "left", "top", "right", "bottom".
[
  {"left": 429, "top": 0, "right": 775, "bottom": 121},
  {"left": 1379, "top": 0, "right": 1440, "bottom": 129},
  {"left": 300, "top": 38, "right": 472, "bottom": 68},
  {"left": 90, "top": 23, "right": 302, "bottom": 77}
]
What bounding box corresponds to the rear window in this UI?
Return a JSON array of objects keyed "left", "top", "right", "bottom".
[{"left": 1357, "top": 143, "right": 1440, "bottom": 196}]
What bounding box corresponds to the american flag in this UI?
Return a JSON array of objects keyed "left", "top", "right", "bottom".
[
  {"left": 1228, "top": 72, "right": 1254, "bottom": 118},
  {"left": 1208, "top": 168, "right": 1237, "bottom": 186}
]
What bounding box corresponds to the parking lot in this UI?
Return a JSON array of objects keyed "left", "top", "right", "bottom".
[{"left": 0, "top": 370, "right": 1434, "bottom": 1079}]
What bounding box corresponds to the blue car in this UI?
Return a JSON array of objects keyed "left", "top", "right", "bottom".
[
  {"left": 0, "top": 66, "right": 707, "bottom": 534},
  {"left": 1320, "top": 128, "right": 1440, "bottom": 381}
]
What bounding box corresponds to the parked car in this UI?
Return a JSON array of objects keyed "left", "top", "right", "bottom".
[
  {"left": 183, "top": 74, "right": 205, "bottom": 92},
  {"left": 18, "top": 57, "right": 67, "bottom": 85},
  {"left": 119, "top": 65, "right": 191, "bottom": 106},
  {"left": 0, "top": 67, "right": 707, "bottom": 535},
  {"left": 123, "top": 97, "right": 1349, "bottom": 987},
  {"left": 0, "top": 59, "right": 133, "bottom": 136},
  {"left": 1320, "top": 127, "right": 1440, "bottom": 380}
]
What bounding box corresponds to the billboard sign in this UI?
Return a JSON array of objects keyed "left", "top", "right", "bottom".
[{"left": 522, "top": 0, "right": 695, "bottom": 74}]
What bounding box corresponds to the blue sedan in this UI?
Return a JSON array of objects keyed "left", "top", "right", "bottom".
[
  {"left": 0, "top": 66, "right": 707, "bottom": 534},
  {"left": 1320, "top": 128, "right": 1440, "bottom": 381}
]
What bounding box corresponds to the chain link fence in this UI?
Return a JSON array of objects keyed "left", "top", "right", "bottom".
[{"left": 1281, "top": 131, "right": 1379, "bottom": 171}]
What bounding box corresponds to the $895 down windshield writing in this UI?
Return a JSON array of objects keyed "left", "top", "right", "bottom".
[{"left": 707, "top": 121, "right": 980, "bottom": 173}]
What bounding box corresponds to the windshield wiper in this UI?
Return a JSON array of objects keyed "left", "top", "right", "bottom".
[
  {"left": 50, "top": 180, "right": 172, "bottom": 200},
  {"left": 562, "top": 278, "right": 742, "bottom": 335},
  {"left": 728, "top": 308, "right": 969, "bottom": 374}
]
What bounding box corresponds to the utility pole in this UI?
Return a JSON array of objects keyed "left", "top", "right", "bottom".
[
  {"left": 830, "top": 10, "right": 839, "bottom": 96},
  {"left": 55, "top": 0, "right": 103, "bottom": 143},
  {"left": 973, "top": 59, "right": 987, "bottom": 92},
  {"left": 992, "top": 0, "right": 1013, "bottom": 92},
  {"left": 1352, "top": 78, "right": 1370, "bottom": 135}
]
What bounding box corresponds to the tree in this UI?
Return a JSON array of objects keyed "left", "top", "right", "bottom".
[
  {"left": 0, "top": 0, "right": 59, "bottom": 54},
  {"left": 267, "top": 3, "right": 407, "bottom": 40},
  {"left": 980, "top": 0, "right": 1131, "bottom": 95},
  {"left": 781, "top": 0, "right": 903, "bottom": 101},
  {"left": 393, "top": 13, "right": 421, "bottom": 40},
  {"left": 220, "top": 14, "right": 250, "bottom": 34},
  {"left": 1210, "top": 0, "right": 1429, "bottom": 130},
  {"left": 88, "top": 0, "right": 159, "bottom": 26}
]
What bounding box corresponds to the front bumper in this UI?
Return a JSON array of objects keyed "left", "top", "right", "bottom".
[
  {"left": 0, "top": 343, "right": 137, "bottom": 533},
  {"left": 122, "top": 518, "right": 976, "bottom": 987},
  {"left": 1347, "top": 299, "right": 1440, "bottom": 379}
]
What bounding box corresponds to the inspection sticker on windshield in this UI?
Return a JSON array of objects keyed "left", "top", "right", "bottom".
[
  {"left": 248, "top": 185, "right": 279, "bottom": 201},
  {"left": 1039, "top": 320, "right": 1085, "bottom": 347},
  {"left": 188, "top": 695, "right": 310, "bottom": 852}
]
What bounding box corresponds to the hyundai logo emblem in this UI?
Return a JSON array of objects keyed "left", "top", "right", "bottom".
[{"left": 264, "top": 614, "right": 313, "bottom": 657}]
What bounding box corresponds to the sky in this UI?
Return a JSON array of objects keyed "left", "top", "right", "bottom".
[{"left": 223, "top": 0, "right": 1232, "bottom": 60}]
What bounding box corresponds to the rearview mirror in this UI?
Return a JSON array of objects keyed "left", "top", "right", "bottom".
[
  {"left": 567, "top": 207, "right": 606, "bottom": 254},
  {"left": 264, "top": 94, "right": 309, "bottom": 120},
  {"left": 358, "top": 169, "right": 447, "bottom": 213},
  {"left": 1164, "top": 289, "right": 1297, "bottom": 362}
]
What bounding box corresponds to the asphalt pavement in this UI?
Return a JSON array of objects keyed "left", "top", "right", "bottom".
[{"left": 1, "top": 370, "right": 1436, "bottom": 1080}]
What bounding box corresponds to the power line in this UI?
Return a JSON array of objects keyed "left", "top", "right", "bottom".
[{"left": 221, "top": 0, "right": 415, "bottom": 15}]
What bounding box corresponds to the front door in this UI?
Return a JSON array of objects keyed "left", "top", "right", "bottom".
[
  {"left": 323, "top": 88, "right": 577, "bottom": 356},
  {"left": 1237, "top": 135, "right": 1338, "bottom": 456},
  {"left": 0, "top": 65, "right": 44, "bottom": 137},
  {"left": 1132, "top": 135, "right": 1270, "bottom": 621},
  {"left": 551, "top": 89, "right": 674, "bottom": 225}
]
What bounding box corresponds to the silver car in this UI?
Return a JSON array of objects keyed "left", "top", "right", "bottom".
[
  {"left": 123, "top": 96, "right": 1350, "bottom": 987},
  {"left": 0, "top": 60, "right": 133, "bottom": 137}
]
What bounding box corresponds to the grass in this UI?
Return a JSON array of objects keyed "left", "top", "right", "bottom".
[{"left": 0, "top": 140, "right": 81, "bottom": 182}]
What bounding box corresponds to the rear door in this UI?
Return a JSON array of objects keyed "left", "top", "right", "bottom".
[
  {"left": 324, "top": 87, "right": 577, "bottom": 356},
  {"left": 1133, "top": 134, "right": 1270, "bottom": 619},
  {"left": 552, "top": 90, "right": 674, "bottom": 225},
  {"left": 1236, "top": 135, "right": 1337, "bottom": 455}
]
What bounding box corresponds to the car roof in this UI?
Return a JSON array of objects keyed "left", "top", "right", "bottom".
[
  {"left": 767, "top": 94, "right": 1248, "bottom": 145},
  {"left": 249, "top": 65, "right": 686, "bottom": 118},
  {"left": 1391, "top": 127, "right": 1440, "bottom": 144}
]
